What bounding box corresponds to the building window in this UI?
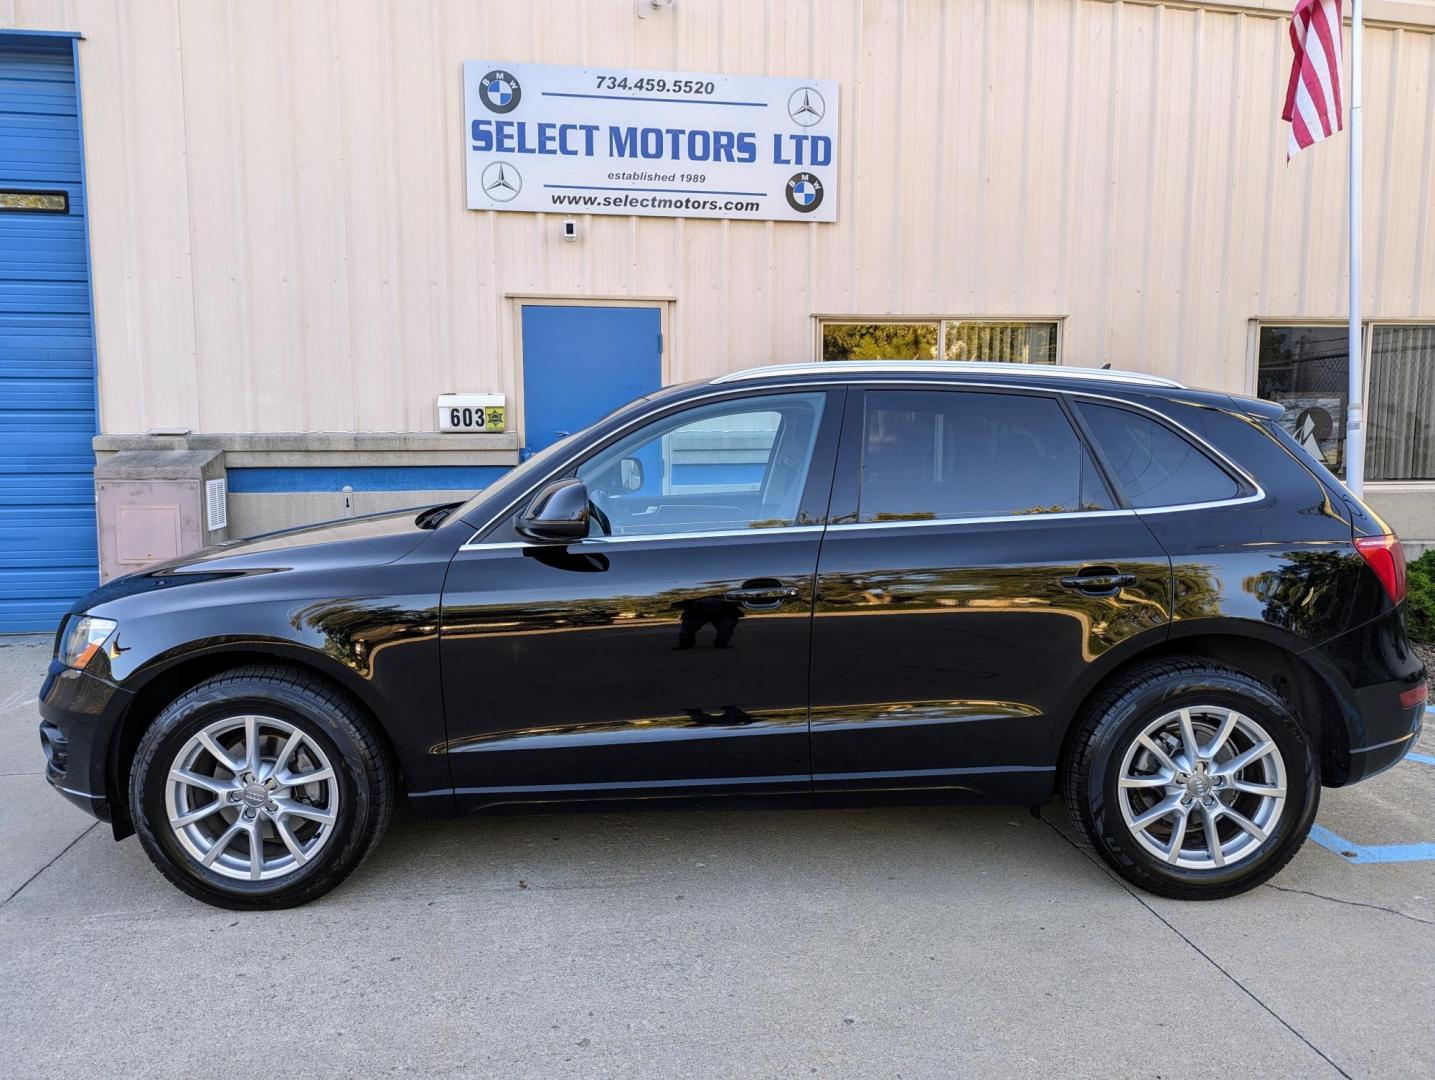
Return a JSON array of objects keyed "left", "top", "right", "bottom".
[
  {"left": 823, "top": 321, "right": 939, "bottom": 360},
  {"left": 1368, "top": 326, "right": 1435, "bottom": 481},
  {"left": 0, "top": 189, "right": 69, "bottom": 213},
  {"left": 1256, "top": 322, "right": 1435, "bottom": 482},
  {"left": 820, "top": 319, "right": 1060, "bottom": 364},
  {"left": 1255, "top": 325, "right": 1351, "bottom": 475}
]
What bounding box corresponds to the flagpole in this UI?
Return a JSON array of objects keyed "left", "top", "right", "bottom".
[{"left": 1346, "top": 0, "right": 1365, "bottom": 496}]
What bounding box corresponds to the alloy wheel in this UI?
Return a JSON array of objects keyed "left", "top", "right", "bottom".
[
  {"left": 1115, "top": 705, "right": 1287, "bottom": 870},
  {"left": 164, "top": 715, "right": 339, "bottom": 882}
]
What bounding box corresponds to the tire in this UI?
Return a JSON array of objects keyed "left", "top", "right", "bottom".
[
  {"left": 1061, "top": 658, "right": 1319, "bottom": 900},
  {"left": 129, "top": 665, "right": 395, "bottom": 909}
]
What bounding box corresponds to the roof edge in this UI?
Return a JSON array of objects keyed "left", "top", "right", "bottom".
[{"left": 712, "top": 362, "right": 1185, "bottom": 389}]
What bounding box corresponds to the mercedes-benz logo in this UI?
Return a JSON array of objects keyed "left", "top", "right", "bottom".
[
  {"left": 787, "top": 86, "right": 825, "bottom": 127},
  {"left": 785, "top": 171, "right": 824, "bottom": 213},
  {"left": 481, "top": 161, "right": 522, "bottom": 202},
  {"left": 479, "top": 69, "right": 522, "bottom": 114}
]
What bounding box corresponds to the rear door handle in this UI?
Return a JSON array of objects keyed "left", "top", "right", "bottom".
[
  {"left": 723, "top": 584, "right": 801, "bottom": 610},
  {"left": 1058, "top": 571, "right": 1137, "bottom": 593}
]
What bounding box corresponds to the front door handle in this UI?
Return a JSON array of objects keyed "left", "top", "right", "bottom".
[
  {"left": 723, "top": 583, "right": 801, "bottom": 610},
  {"left": 1058, "top": 571, "right": 1137, "bottom": 594}
]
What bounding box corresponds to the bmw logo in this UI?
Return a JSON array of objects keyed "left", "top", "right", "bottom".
[
  {"left": 479, "top": 69, "right": 522, "bottom": 114},
  {"left": 785, "top": 172, "right": 824, "bottom": 213}
]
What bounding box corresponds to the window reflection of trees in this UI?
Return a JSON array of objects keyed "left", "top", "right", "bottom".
[{"left": 1245, "top": 551, "right": 1352, "bottom": 630}]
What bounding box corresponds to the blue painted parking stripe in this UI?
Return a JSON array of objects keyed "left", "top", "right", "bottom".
[
  {"left": 1309, "top": 824, "right": 1435, "bottom": 864},
  {"left": 1406, "top": 752, "right": 1435, "bottom": 766}
]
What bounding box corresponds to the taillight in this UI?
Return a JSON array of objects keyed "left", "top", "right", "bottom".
[
  {"left": 1400, "top": 682, "right": 1428, "bottom": 710},
  {"left": 1353, "top": 533, "right": 1407, "bottom": 604}
]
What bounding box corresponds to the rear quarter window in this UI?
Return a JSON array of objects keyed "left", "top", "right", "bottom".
[{"left": 1075, "top": 401, "right": 1240, "bottom": 508}]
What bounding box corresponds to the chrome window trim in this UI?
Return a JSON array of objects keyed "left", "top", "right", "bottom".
[
  {"left": 821, "top": 492, "right": 1269, "bottom": 535},
  {"left": 459, "top": 524, "right": 825, "bottom": 552},
  {"left": 459, "top": 377, "right": 1264, "bottom": 550},
  {"left": 713, "top": 361, "right": 1185, "bottom": 389},
  {"left": 824, "top": 509, "right": 1138, "bottom": 533},
  {"left": 1126, "top": 491, "right": 1266, "bottom": 515}
]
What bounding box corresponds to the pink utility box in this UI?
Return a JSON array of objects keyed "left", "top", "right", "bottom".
[{"left": 93, "top": 449, "right": 230, "bottom": 582}]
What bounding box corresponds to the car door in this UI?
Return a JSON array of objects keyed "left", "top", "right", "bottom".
[
  {"left": 439, "top": 387, "right": 845, "bottom": 811},
  {"left": 809, "top": 384, "right": 1172, "bottom": 805}
]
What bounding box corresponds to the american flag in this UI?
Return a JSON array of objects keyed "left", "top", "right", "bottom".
[{"left": 1283, "top": 0, "right": 1345, "bottom": 157}]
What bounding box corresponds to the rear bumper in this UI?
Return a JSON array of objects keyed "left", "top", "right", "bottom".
[
  {"left": 1344, "top": 707, "right": 1425, "bottom": 785},
  {"left": 1305, "top": 604, "right": 1427, "bottom": 787},
  {"left": 38, "top": 659, "right": 132, "bottom": 825}
]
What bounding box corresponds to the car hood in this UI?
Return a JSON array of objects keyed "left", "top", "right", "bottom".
[
  {"left": 179, "top": 506, "right": 433, "bottom": 567},
  {"left": 76, "top": 506, "right": 438, "bottom": 611}
]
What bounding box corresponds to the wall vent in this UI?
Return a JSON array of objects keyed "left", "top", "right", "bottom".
[{"left": 204, "top": 477, "right": 228, "bottom": 532}]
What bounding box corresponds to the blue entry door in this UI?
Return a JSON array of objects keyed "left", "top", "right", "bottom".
[
  {"left": 520, "top": 305, "right": 662, "bottom": 457},
  {"left": 0, "top": 35, "right": 99, "bottom": 633}
]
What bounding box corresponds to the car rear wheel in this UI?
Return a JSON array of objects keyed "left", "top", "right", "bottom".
[
  {"left": 1062, "top": 658, "right": 1319, "bottom": 899},
  {"left": 130, "top": 666, "right": 394, "bottom": 909}
]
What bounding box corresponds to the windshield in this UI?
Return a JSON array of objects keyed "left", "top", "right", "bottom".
[
  {"left": 450, "top": 391, "right": 671, "bottom": 527},
  {"left": 450, "top": 429, "right": 587, "bottom": 526},
  {"left": 451, "top": 379, "right": 720, "bottom": 529}
]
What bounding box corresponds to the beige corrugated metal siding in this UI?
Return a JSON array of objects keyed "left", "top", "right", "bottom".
[{"left": 3, "top": 0, "right": 1434, "bottom": 436}]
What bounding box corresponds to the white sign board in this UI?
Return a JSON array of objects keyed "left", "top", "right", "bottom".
[{"left": 463, "top": 61, "right": 838, "bottom": 222}]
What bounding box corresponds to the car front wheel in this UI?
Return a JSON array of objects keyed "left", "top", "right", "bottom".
[
  {"left": 130, "top": 666, "right": 394, "bottom": 909},
  {"left": 1062, "top": 658, "right": 1319, "bottom": 900}
]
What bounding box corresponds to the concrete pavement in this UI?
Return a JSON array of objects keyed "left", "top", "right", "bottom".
[{"left": 1, "top": 638, "right": 1431, "bottom": 1078}]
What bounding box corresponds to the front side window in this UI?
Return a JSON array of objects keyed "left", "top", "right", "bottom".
[
  {"left": 576, "top": 392, "right": 826, "bottom": 537},
  {"left": 858, "top": 390, "right": 1112, "bottom": 522},
  {"left": 822, "top": 319, "right": 1059, "bottom": 363},
  {"left": 1075, "top": 402, "right": 1239, "bottom": 508},
  {"left": 1255, "top": 325, "right": 1350, "bottom": 476}
]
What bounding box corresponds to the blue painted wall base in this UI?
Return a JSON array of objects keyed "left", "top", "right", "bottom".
[{"left": 227, "top": 466, "right": 510, "bottom": 493}]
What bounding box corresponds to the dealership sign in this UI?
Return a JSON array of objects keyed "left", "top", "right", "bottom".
[{"left": 463, "top": 61, "right": 838, "bottom": 222}]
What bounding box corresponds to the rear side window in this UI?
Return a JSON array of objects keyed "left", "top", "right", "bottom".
[
  {"left": 859, "top": 390, "right": 1114, "bottom": 521},
  {"left": 1075, "top": 402, "right": 1240, "bottom": 508}
]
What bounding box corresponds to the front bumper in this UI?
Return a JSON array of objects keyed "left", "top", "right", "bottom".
[{"left": 38, "top": 659, "right": 133, "bottom": 825}]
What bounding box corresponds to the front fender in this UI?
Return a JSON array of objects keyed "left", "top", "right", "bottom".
[{"left": 82, "top": 557, "right": 451, "bottom": 814}]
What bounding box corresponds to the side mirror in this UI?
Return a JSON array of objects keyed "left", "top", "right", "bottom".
[
  {"left": 619, "top": 456, "right": 644, "bottom": 492},
  {"left": 517, "top": 478, "right": 590, "bottom": 541}
]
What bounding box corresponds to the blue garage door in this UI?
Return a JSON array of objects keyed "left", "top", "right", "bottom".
[
  {"left": 521, "top": 305, "right": 663, "bottom": 457},
  {"left": 0, "top": 35, "right": 98, "bottom": 634}
]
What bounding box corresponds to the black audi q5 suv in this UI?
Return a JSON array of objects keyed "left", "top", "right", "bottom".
[{"left": 40, "top": 362, "right": 1426, "bottom": 908}]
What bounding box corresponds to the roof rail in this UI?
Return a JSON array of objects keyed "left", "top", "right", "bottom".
[{"left": 711, "top": 361, "right": 1186, "bottom": 389}]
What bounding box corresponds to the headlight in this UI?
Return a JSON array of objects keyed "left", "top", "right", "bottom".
[{"left": 59, "top": 615, "right": 117, "bottom": 669}]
